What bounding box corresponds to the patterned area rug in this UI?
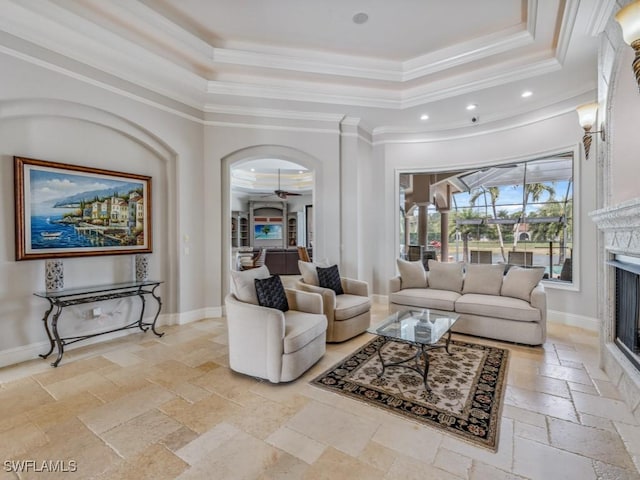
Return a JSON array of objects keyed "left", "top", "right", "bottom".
[{"left": 311, "top": 336, "right": 509, "bottom": 451}]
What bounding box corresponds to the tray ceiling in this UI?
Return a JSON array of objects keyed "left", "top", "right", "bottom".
[{"left": 0, "top": 0, "right": 611, "bottom": 132}]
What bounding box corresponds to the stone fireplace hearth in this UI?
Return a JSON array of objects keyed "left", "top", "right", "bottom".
[{"left": 591, "top": 198, "right": 640, "bottom": 417}]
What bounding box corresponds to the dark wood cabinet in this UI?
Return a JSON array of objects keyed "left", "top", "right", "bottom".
[{"left": 261, "top": 248, "right": 302, "bottom": 275}]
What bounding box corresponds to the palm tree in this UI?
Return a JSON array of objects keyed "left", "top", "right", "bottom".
[
  {"left": 470, "top": 186, "right": 507, "bottom": 262},
  {"left": 450, "top": 208, "right": 484, "bottom": 263},
  {"left": 513, "top": 183, "right": 556, "bottom": 249}
]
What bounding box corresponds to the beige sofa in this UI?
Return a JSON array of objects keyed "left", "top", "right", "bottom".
[{"left": 389, "top": 260, "right": 547, "bottom": 346}]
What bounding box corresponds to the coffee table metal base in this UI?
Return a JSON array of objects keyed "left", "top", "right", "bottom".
[{"left": 376, "top": 329, "right": 453, "bottom": 391}]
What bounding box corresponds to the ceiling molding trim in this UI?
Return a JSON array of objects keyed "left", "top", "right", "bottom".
[
  {"left": 555, "top": 0, "right": 580, "bottom": 64},
  {"left": 203, "top": 120, "right": 339, "bottom": 135},
  {"left": 0, "top": 42, "right": 205, "bottom": 125},
  {"left": 206, "top": 80, "right": 401, "bottom": 109},
  {"left": 212, "top": 47, "right": 402, "bottom": 82},
  {"left": 58, "top": 0, "right": 215, "bottom": 70},
  {"left": 204, "top": 104, "right": 344, "bottom": 123},
  {"left": 585, "top": 0, "right": 617, "bottom": 37},
  {"left": 400, "top": 56, "right": 561, "bottom": 109},
  {"left": 372, "top": 90, "right": 595, "bottom": 145},
  {"left": 375, "top": 86, "right": 596, "bottom": 136},
  {"left": 206, "top": 54, "right": 560, "bottom": 110},
  {"left": 402, "top": 27, "right": 533, "bottom": 81},
  {"left": 0, "top": 1, "right": 209, "bottom": 107}
]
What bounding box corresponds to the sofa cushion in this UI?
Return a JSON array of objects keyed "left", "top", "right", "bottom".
[
  {"left": 283, "top": 310, "right": 327, "bottom": 354},
  {"left": 230, "top": 265, "right": 270, "bottom": 305},
  {"left": 298, "top": 260, "right": 330, "bottom": 286},
  {"left": 390, "top": 288, "right": 460, "bottom": 311},
  {"left": 335, "top": 294, "right": 371, "bottom": 321},
  {"left": 255, "top": 275, "right": 289, "bottom": 312},
  {"left": 455, "top": 294, "right": 541, "bottom": 322},
  {"left": 427, "top": 260, "right": 464, "bottom": 293},
  {"left": 501, "top": 267, "right": 545, "bottom": 302},
  {"left": 317, "top": 265, "right": 344, "bottom": 295},
  {"left": 397, "top": 258, "right": 427, "bottom": 289},
  {"left": 463, "top": 264, "right": 504, "bottom": 296}
]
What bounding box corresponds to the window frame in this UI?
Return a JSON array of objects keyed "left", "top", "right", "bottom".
[{"left": 394, "top": 145, "right": 581, "bottom": 292}]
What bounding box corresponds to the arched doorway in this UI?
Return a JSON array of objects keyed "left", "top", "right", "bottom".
[{"left": 221, "top": 146, "right": 318, "bottom": 296}]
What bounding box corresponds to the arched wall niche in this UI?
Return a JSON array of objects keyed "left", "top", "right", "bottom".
[{"left": 0, "top": 98, "right": 180, "bottom": 358}]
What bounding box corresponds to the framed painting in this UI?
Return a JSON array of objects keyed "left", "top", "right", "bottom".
[{"left": 14, "top": 156, "right": 152, "bottom": 260}]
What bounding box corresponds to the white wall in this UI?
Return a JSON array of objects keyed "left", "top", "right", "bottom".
[
  {"left": 370, "top": 111, "right": 599, "bottom": 323},
  {"left": 610, "top": 47, "right": 640, "bottom": 205},
  {"left": 0, "top": 52, "right": 205, "bottom": 365}
]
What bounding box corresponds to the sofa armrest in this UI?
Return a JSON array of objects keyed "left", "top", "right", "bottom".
[
  {"left": 285, "top": 288, "right": 323, "bottom": 315},
  {"left": 530, "top": 284, "right": 546, "bottom": 318},
  {"left": 296, "top": 280, "right": 337, "bottom": 322},
  {"left": 389, "top": 276, "right": 402, "bottom": 294},
  {"left": 530, "top": 284, "right": 547, "bottom": 343},
  {"left": 341, "top": 277, "right": 369, "bottom": 297}
]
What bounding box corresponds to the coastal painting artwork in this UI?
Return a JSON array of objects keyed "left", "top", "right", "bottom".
[{"left": 14, "top": 157, "right": 152, "bottom": 260}]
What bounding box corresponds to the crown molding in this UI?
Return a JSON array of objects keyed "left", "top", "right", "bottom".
[
  {"left": 0, "top": 0, "right": 208, "bottom": 108},
  {"left": 211, "top": 47, "right": 402, "bottom": 82},
  {"left": 204, "top": 104, "right": 344, "bottom": 123},
  {"left": 374, "top": 87, "right": 595, "bottom": 137},
  {"left": 556, "top": 0, "right": 580, "bottom": 65},
  {"left": 585, "top": 0, "right": 617, "bottom": 37},
  {"left": 402, "top": 27, "right": 533, "bottom": 81},
  {"left": 207, "top": 53, "right": 560, "bottom": 110},
  {"left": 400, "top": 55, "right": 560, "bottom": 108}
]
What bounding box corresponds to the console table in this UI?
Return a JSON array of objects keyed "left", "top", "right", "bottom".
[{"left": 34, "top": 280, "right": 164, "bottom": 367}]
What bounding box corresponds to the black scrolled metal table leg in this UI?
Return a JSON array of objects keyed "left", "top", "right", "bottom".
[
  {"left": 149, "top": 284, "right": 164, "bottom": 337},
  {"left": 421, "top": 345, "right": 431, "bottom": 391},
  {"left": 50, "top": 305, "right": 65, "bottom": 367},
  {"left": 137, "top": 290, "right": 147, "bottom": 332},
  {"left": 445, "top": 329, "right": 453, "bottom": 354},
  {"left": 39, "top": 299, "right": 56, "bottom": 359}
]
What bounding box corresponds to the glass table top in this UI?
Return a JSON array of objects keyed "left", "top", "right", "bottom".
[{"left": 367, "top": 309, "right": 459, "bottom": 346}]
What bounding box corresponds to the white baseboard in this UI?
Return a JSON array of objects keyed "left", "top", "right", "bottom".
[
  {"left": 0, "top": 327, "right": 137, "bottom": 369},
  {"left": 548, "top": 309, "right": 599, "bottom": 332},
  {"left": 163, "top": 307, "right": 223, "bottom": 326},
  {"left": 372, "top": 294, "right": 388, "bottom": 304},
  {"left": 0, "top": 307, "right": 224, "bottom": 369}
]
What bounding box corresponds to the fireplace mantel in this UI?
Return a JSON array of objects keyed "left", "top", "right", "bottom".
[
  {"left": 590, "top": 198, "right": 640, "bottom": 417},
  {"left": 590, "top": 197, "right": 640, "bottom": 256}
]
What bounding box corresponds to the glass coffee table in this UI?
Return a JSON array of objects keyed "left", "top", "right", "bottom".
[{"left": 367, "top": 309, "right": 459, "bottom": 391}]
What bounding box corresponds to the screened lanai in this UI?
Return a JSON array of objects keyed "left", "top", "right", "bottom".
[{"left": 400, "top": 153, "right": 574, "bottom": 283}]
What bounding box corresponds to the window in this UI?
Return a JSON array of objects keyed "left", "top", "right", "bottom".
[{"left": 399, "top": 153, "right": 574, "bottom": 283}]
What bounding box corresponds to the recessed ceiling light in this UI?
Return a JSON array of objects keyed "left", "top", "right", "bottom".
[
  {"left": 521, "top": 91, "right": 533, "bottom": 98},
  {"left": 352, "top": 12, "right": 369, "bottom": 24},
  {"left": 298, "top": 170, "right": 304, "bottom": 174},
  {"left": 420, "top": 114, "right": 429, "bottom": 120},
  {"left": 466, "top": 104, "right": 477, "bottom": 111},
  {"left": 250, "top": 168, "right": 255, "bottom": 172}
]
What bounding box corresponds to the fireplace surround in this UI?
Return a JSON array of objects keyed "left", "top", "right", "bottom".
[{"left": 591, "top": 198, "right": 640, "bottom": 416}]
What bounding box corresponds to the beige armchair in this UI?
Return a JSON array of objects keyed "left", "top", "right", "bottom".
[
  {"left": 225, "top": 275, "right": 327, "bottom": 383},
  {"left": 296, "top": 261, "right": 371, "bottom": 343}
]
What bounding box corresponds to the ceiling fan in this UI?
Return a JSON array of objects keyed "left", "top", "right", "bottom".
[{"left": 265, "top": 169, "right": 302, "bottom": 199}]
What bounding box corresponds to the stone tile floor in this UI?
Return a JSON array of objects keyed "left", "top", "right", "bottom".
[{"left": 1, "top": 298, "right": 639, "bottom": 479}]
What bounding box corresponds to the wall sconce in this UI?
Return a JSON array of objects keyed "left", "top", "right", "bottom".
[
  {"left": 576, "top": 102, "right": 605, "bottom": 160},
  {"left": 615, "top": 0, "right": 640, "bottom": 90}
]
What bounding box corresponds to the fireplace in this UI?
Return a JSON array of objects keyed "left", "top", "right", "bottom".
[
  {"left": 612, "top": 258, "right": 640, "bottom": 370},
  {"left": 590, "top": 198, "right": 640, "bottom": 413}
]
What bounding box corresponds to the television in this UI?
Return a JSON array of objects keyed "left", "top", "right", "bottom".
[{"left": 254, "top": 223, "right": 282, "bottom": 240}]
